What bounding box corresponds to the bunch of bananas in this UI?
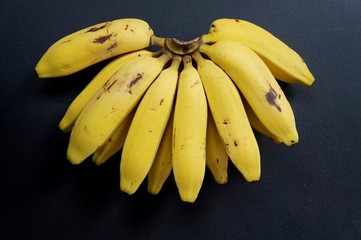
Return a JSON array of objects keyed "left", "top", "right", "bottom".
[{"left": 36, "top": 18, "right": 314, "bottom": 203}]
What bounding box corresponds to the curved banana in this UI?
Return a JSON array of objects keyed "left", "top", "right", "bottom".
[
  {"left": 120, "top": 56, "right": 181, "bottom": 195},
  {"left": 205, "top": 113, "right": 228, "bottom": 184},
  {"left": 199, "top": 40, "right": 298, "bottom": 146},
  {"left": 67, "top": 53, "right": 172, "bottom": 164},
  {"left": 147, "top": 112, "right": 174, "bottom": 195},
  {"left": 243, "top": 99, "right": 282, "bottom": 144},
  {"left": 36, "top": 18, "right": 154, "bottom": 78},
  {"left": 92, "top": 107, "right": 136, "bottom": 165},
  {"left": 193, "top": 52, "right": 260, "bottom": 182},
  {"left": 172, "top": 56, "right": 207, "bottom": 203},
  {"left": 59, "top": 50, "right": 154, "bottom": 132},
  {"left": 202, "top": 18, "right": 314, "bottom": 86}
]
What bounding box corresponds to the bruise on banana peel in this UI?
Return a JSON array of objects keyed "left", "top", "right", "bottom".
[
  {"left": 86, "top": 22, "right": 111, "bottom": 32},
  {"left": 128, "top": 73, "right": 144, "bottom": 88},
  {"left": 93, "top": 34, "right": 115, "bottom": 44},
  {"left": 265, "top": 86, "right": 282, "bottom": 112}
]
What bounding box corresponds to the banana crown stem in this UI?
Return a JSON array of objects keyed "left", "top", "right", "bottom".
[{"left": 152, "top": 36, "right": 202, "bottom": 56}]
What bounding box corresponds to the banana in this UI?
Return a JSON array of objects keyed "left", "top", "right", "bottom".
[
  {"left": 147, "top": 112, "right": 174, "bottom": 195},
  {"left": 67, "top": 52, "right": 172, "bottom": 165},
  {"left": 59, "top": 50, "right": 154, "bottom": 132},
  {"left": 120, "top": 56, "right": 181, "bottom": 195},
  {"left": 205, "top": 113, "right": 228, "bottom": 184},
  {"left": 199, "top": 40, "right": 298, "bottom": 146},
  {"left": 243, "top": 99, "right": 282, "bottom": 144},
  {"left": 193, "top": 52, "right": 260, "bottom": 182},
  {"left": 172, "top": 56, "right": 207, "bottom": 203},
  {"left": 36, "top": 18, "right": 154, "bottom": 78},
  {"left": 92, "top": 107, "right": 136, "bottom": 165},
  {"left": 202, "top": 18, "right": 314, "bottom": 86}
]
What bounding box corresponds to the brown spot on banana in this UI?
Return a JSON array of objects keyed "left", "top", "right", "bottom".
[
  {"left": 128, "top": 73, "right": 143, "bottom": 88},
  {"left": 106, "top": 80, "right": 117, "bottom": 92},
  {"left": 93, "top": 34, "right": 114, "bottom": 44},
  {"left": 223, "top": 119, "right": 230, "bottom": 125},
  {"left": 265, "top": 86, "right": 282, "bottom": 112},
  {"left": 86, "top": 22, "right": 111, "bottom": 32},
  {"left": 107, "top": 43, "right": 118, "bottom": 51}
]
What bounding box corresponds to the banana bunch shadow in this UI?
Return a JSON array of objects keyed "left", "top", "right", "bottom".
[{"left": 36, "top": 18, "right": 314, "bottom": 203}]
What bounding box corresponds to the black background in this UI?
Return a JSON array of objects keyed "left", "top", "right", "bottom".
[{"left": 1, "top": 0, "right": 361, "bottom": 239}]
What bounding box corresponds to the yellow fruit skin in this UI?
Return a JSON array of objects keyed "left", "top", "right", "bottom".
[
  {"left": 59, "top": 50, "right": 153, "bottom": 132},
  {"left": 202, "top": 18, "right": 314, "bottom": 86},
  {"left": 92, "top": 107, "right": 136, "bottom": 165},
  {"left": 147, "top": 113, "right": 174, "bottom": 195},
  {"left": 199, "top": 41, "right": 298, "bottom": 146},
  {"left": 66, "top": 53, "right": 171, "bottom": 165},
  {"left": 172, "top": 56, "right": 208, "bottom": 203},
  {"left": 36, "top": 18, "right": 154, "bottom": 78},
  {"left": 193, "top": 52, "right": 260, "bottom": 182},
  {"left": 205, "top": 114, "right": 228, "bottom": 184},
  {"left": 243, "top": 99, "right": 283, "bottom": 144},
  {"left": 120, "top": 57, "right": 181, "bottom": 195}
]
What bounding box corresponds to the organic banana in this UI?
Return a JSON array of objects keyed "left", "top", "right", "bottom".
[
  {"left": 205, "top": 113, "right": 228, "bottom": 184},
  {"left": 202, "top": 18, "right": 314, "bottom": 86},
  {"left": 92, "top": 107, "right": 136, "bottom": 165},
  {"left": 199, "top": 40, "right": 298, "bottom": 146},
  {"left": 120, "top": 56, "right": 181, "bottom": 195},
  {"left": 147, "top": 112, "right": 174, "bottom": 195},
  {"left": 193, "top": 51, "right": 260, "bottom": 182},
  {"left": 36, "top": 18, "right": 154, "bottom": 78},
  {"left": 67, "top": 52, "right": 172, "bottom": 164},
  {"left": 59, "top": 50, "right": 154, "bottom": 132},
  {"left": 172, "top": 56, "right": 208, "bottom": 203}
]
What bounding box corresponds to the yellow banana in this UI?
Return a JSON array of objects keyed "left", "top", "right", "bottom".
[
  {"left": 120, "top": 56, "right": 181, "bottom": 195},
  {"left": 243, "top": 99, "right": 282, "bottom": 144},
  {"left": 205, "top": 113, "right": 228, "bottom": 184},
  {"left": 202, "top": 18, "right": 314, "bottom": 86},
  {"left": 193, "top": 52, "right": 260, "bottom": 182},
  {"left": 92, "top": 107, "right": 136, "bottom": 165},
  {"left": 59, "top": 50, "right": 154, "bottom": 132},
  {"left": 36, "top": 18, "right": 154, "bottom": 78},
  {"left": 67, "top": 53, "right": 171, "bottom": 164},
  {"left": 172, "top": 56, "right": 207, "bottom": 203},
  {"left": 199, "top": 40, "right": 298, "bottom": 146},
  {"left": 147, "top": 112, "right": 174, "bottom": 195}
]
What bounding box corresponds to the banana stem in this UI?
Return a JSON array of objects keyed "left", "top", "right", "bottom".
[
  {"left": 151, "top": 36, "right": 166, "bottom": 47},
  {"left": 152, "top": 36, "right": 202, "bottom": 56}
]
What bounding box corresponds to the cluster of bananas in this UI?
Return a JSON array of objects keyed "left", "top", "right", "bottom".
[{"left": 36, "top": 18, "right": 314, "bottom": 203}]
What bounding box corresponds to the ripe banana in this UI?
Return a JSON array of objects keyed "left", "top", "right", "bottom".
[
  {"left": 120, "top": 56, "right": 181, "bottom": 195},
  {"left": 92, "top": 107, "right": 136, "bottom": 165},
  {"left": 199, "top": 40, "right": 298, "bottom": 146},
  {"left": 147, "top": 112, "right": 174, "bottom": 195},
  {"left": 205, "top": 113, "right": 228, "bottom": 184},
  {"left": 37, "top": 18, "right": 315, "bottom": 203},
  {"left": 59, "top": 50, "right": 154, "bottom": 132},
  {"left": 193, "top": 51, "right": 260, "bottom": 182},
  {"left": 172, "top": 56, "right": 208, "bottom": 203},
  {"left": 36, "top": 18, "right": 154, "bottom": 78},
  {"left": 202, "top": 18, "right": 315, "bottom": 86},
  {"left": 67, "top": 53, "right": 172, "bottom": 164},
  {"left": 243, "top": 99, "right": 283, "bottom": 144}
]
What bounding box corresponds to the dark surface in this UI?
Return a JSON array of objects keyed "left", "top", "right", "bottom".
[{"left": 1, "top": 1, "right": 361, "bottom": 239}]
